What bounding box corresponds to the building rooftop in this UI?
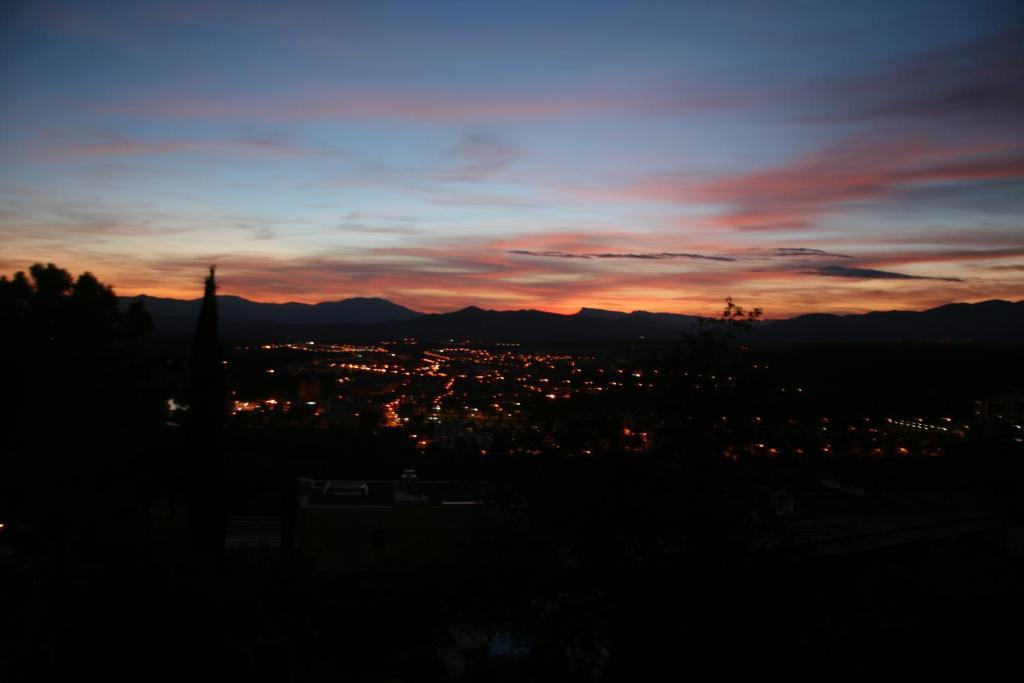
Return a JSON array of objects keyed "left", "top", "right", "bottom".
[{"left": 299, "top": 476, "right": 487, "bottom": 508}]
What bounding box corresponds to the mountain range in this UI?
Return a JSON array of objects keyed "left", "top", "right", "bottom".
[
  {"left": 753, "top": 299, "right": 1024, "bottom": 344},
  {"left": 123, "top": 295, "right": 1024, "bottom": 345},
  {"left": 126, "top": 294, "right": 421, "bottom": 326}
]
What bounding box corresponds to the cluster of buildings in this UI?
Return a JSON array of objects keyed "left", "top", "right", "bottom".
[{"left": 204, "top": 339, "right": 1024, "bottom": 460}]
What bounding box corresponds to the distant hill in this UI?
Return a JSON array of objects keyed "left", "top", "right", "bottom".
[
  {"left": 353, "top": 306, "right": 703, "bottom": 342},
  {"left": 124, "top": 295, "right": 1024, "bottom": 345},
  {"left": 577, "top": 307, "right": 699, "bottom": 328},
  {"left": 121, "top": 295, "right": 422, "bottom": 337},
  {"left": 752, "top": 299, "right": 1024, "bottom": 343},
  {"left": 123, "top": 296, "right": 703, "bottom": 344}
]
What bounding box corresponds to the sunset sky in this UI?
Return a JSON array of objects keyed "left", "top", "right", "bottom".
[{"left": 1, "top": 0, "right": 1022, "bottom": 317}]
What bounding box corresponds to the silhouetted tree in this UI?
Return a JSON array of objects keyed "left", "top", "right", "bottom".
[
  {"left": 681, "top": 296, "right": 763, "bottom": 374},
  {"left": 0, "top": 263, "right": 156, "bottom": 436},
  {"left": 720, "top": 296, "right": 763, "bottom": 329},
  {"left": 188, "top": 266, "right": 227, "bottom": 433},
  {"left": 645, "top": 297, "right": 768, "bottom": 467},
  {"left": 0, "top": 263, "right": 159, "bottom": 580},
  {"left": 184, "top": 266, "right": 228, "bottom": 560}
]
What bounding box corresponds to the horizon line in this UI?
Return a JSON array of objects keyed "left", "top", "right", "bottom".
[{"left": 119, "top": 291, "right": 1022, "bottom": 321}]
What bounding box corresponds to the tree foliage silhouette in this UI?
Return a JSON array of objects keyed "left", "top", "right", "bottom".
[
  {"left": 188, "top": 266, "right": 227, "bottom": 433},
  {"left": 0, "top": 263, "right": 158, "bottom": 575},
  {"left": 0, "top": 262, "right": 154, "bottom": 436},
  {"left": 184, "top": 266, "right": 228, "bottom": 559},
  {"left": 680, "top": 296, "right": 763, "bottom": 375},
  {"left": 719, "top": 296, "right": 763, "bottom": 329}
]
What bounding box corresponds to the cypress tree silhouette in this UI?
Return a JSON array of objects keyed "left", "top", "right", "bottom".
[
  {"left": 185, "top": 266, "right": 227, "bottom": 562},
  {"left": 188, "top": 266, "right": 227, "bottom": 432}
]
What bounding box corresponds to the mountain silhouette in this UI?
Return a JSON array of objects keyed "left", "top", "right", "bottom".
[
  {"left": 122, "top": 295, "right": 422, "bottom": 336},
  {"left": 577, "top": 307, "right": 700, "bottom": 327},
  {"left": 124, "top": 295, "right": 1024, "bottom": 345},
  {"left": 752, "top": 299, "right": 1024, "bottom": 343},
  {"left": 298, "top": 306, "right": 702, "bottom": 343}
]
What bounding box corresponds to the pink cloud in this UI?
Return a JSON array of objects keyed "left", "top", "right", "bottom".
[
  {"left": 39, "top": 133, "right": 330, "bottom": 160},
  {"left": 584, "top": 134, "right": 1024, "bottom": 231},
  {"left": 104, "top": 91, "right": 631, "bottom": 123},
  {"left": 689, "top": 136, "right": 1024, "bottom": 231},
  {"left": 859, "top": 246, "right": 1024, "bottom": 268},
  {"left": 98, "top": 79, "right": 743, "bottom": 124}
]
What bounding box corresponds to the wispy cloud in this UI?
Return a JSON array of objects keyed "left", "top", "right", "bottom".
[
  {"left": 861, "top": 246, "right": 1024, "bottom": 267},
  {"left": 509, "top": 250, "right": 735, "bottom": 262},
  {"left": 808, "top": 265, "right": 963, "bottom": 282},
  {"left": 610, "top": 134, "right": 1024, "bottom": 231},
  {"left": 815, "top": 29, "right": 1024, "bottom": 128},
  {"left": 509, "top": 250, "right": 591, "bottom": 259},
  {"left": 438, "top": 132, "right": 522, "bottom": 182},
  {"left": 770, "top": 247, "right": 852, "bottom": 258},
  {"left": 104, "top": 91, "right": 635, "bottom": 123},
  {"left": 36, "top": 131, "right": 338, "bottom": 160}
]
